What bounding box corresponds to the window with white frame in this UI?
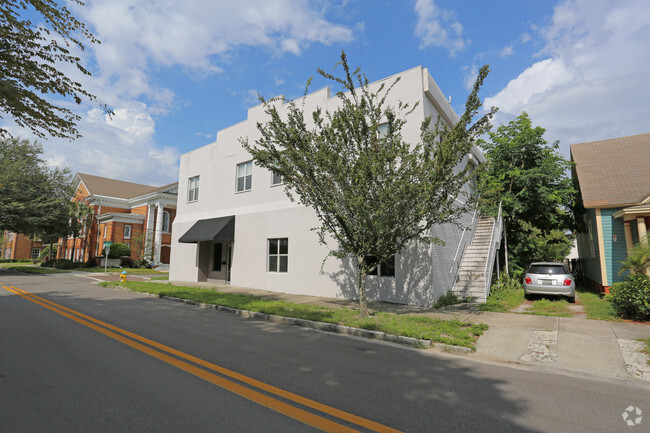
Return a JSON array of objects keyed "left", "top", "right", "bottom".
[
  {"left": 271, "top": 170, "right": 283, "bottom": 186},
  {"left": 188, "top": 175, "right": 200, "bottom": 202},
  {"left": 236, "top": 161, "right": 253, "bottom": 192},
  {"left": 124, "top": 224, "right": 132, "bottom": 239},
  {"left": 103, "top": 225, "right": 107, "bottom": 238},
  {"left": 162, "top": 211, "right": 170, "bottom": 232},
  {"left": 268, "top": 238, "right": 288, "bottom": 272},
  {"left": 377, "top": 122, "right": 389, "bottom": 138},
  {"left": 30, "top": 248, "right": 41, "bottom": 259},
  {"left": 365, "top": 255, "right": 395, "bottom": 277}
]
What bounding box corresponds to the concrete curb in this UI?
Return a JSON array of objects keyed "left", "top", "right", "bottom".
[{"left": 160, "top": 295, "right": 473, "bottom": 352}]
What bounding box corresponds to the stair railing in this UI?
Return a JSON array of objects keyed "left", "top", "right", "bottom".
[
  {"left": 483, "top": 201, "right": 503, "bottom": 297},
  {"left": 449, "top": 200, "right": 480, "bottom": 290}
]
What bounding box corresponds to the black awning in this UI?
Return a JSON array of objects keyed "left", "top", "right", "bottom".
[{"left": 178, "top": 216, "right": 235, "bottom": 243}]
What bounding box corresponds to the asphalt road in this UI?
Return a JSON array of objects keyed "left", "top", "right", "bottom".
[{"left": 1, "top": 271, "right": 649, "bottom": 433}]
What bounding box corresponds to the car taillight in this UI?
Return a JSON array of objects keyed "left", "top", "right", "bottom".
[
  {"left": 525, "top": 277, "right": 532, "bottom": 284},
  {"left": 563, "top": 279, "right": 572, "bottom": 286}
]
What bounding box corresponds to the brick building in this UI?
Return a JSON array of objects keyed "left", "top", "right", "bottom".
[
  {"left": 1, "top": 231, "right": 43, "bottom": 260},
  {"left": 59, "top": 173, "right": 177, "bottom": 266}
]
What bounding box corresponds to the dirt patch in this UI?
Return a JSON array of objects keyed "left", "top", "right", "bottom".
[
  {"left": 510, "top": 301, "right": 533, "bottom": 313},
  {"left": 509, "top": 295, "right": 588, "bottom": 318}
]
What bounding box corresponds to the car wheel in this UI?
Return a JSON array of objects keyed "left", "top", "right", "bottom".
[
  {"left": 567, "top": 295, "right": 575, "bottom": 304},
  {"left": 524, "top": 293, "right": 532, "bottom": 301}
]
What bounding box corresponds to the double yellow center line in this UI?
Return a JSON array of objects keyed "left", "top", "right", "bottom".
[{"left": 2, "top": 285, "right": 402, "bottom": 433}]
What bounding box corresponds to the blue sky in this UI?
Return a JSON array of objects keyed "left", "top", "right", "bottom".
[{"left": 4, "top": 0, "right": 649, "bottom": 186}]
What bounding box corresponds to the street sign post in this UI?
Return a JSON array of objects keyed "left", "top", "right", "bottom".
[{"left": 103, "top": 241, "right": 113, "bottom": 273}]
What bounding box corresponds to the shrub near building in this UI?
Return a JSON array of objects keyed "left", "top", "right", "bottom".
[{"left": 608, "top": 275, "right": 650, "bottom": 321}]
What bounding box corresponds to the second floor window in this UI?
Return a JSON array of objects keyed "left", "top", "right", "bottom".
[
  {"left": 271, "top": 170, "right": 283, "bottom": 186},
  {"left": 124, "top": 225, "right": 132, "bottom": 239},
  {"left": 188, "top": 176, "right": 199, "bottom": 202},
  {"left": 162, "top": 211, "right": 170, "bottom": 232},
  {"left": 236, "top": 161, "right": 252, "bottom": 192}
]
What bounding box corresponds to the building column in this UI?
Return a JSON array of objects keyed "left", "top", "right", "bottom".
[
  {"left": 153, "top": 202, "right": 164, "bottom": 264},
  {"left": 145, "top": 204, "right": 155, "bottom": 260},
  {"left": 624, "top": 221, "right": 634, "bottom": 254},
  {"left": 638, "top": 217, "right": 648, "bottom": 246}
]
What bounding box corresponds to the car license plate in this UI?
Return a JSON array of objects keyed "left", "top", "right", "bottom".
[{"left": 541, "top": 279, "right": 553, "bottom": 285}]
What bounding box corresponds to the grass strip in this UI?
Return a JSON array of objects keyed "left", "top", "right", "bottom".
[
  {"left": 2, "top": 266, "right": 69, "bottom": 274},
  {"left": 74, "top": 267, "right": 169, "bottom": 275},
  {"left": 100, "top": 281, "right": 488, "bottom": 349},
  {"left": 576, "top": 287, "right": 619, "bottom": 321},
  {"left": 477, "top": 289, "right": 525, "bottom": 312},
  {"left": 525, "top": 298, "right": 573, "bottom": 317}
]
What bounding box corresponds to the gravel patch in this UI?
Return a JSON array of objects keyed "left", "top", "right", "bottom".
[
  {"left": 617, "top": 339, "right": 650, "bottom": 380},
  {"left": 520, "top": 330, "right": 558, "bottom": 363}
]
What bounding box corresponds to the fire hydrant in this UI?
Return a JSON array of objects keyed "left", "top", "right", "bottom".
[{"left": 120, "top": 270, "right": 128, "bottom": 282}]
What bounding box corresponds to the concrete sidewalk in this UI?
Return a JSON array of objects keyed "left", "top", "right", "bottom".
[{"left": 110, "top": 276, "right": 650, "bottom": 381}]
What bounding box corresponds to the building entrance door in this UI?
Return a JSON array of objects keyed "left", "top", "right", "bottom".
[{"left": 226, "top": 244, "right": 232, "bottom": 283}]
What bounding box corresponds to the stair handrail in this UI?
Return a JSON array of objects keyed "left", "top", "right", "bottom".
[
  {"left": 449, "top": 199, "right": 480, "bottom": 293},
  {"left": 483, "top": 201, "right": 503, "bottom": 297},
  {"left": 452, "top": 200, "right": 480, "bottom": 265}
]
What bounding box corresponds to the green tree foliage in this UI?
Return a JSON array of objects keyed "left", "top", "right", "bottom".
[
  {"left": 0, "top": 0, "right": 109, "bottom": 139},
  {"left": 477, "top": 112, "right": 576, "bottom": 270},
  {"left": 243, "top": 52, "right": 495, "bottom": 315},
  {"left": 618, "top": 236, "right": 650, "bottom": 276},
  {"left": 107, "top": 242, "right": 130, "bottom": 259},
  {"left": 0, "top": 137, "right": 73, "bottom": 237},
  {"left": 68, "top": 200, "right": 94, "bottom": 260}
]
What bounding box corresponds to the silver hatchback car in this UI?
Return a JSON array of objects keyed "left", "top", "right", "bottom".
[{"left": 523, "top": 262, "right": 575, "bottom": 303}]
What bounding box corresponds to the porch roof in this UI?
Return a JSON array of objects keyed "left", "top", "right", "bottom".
[{"left": 178, "top": 216, "right": 235, "bottom": 243}]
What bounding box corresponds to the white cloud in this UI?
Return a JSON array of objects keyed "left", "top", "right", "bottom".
[
  {"left": 499, "top": 45, "right": 514, "bottom": 58},
  {"left": 414, "top": 0, "right": 468, "bottom": 56},
  {"left": 3, "top": 0, "right": 355, "bottom": 186},
  {"left": 485, "top": 0, "right": 650, "bottom": 153},
  {"left": 42, "top": 104, "right": 180, "bottom": 186}
]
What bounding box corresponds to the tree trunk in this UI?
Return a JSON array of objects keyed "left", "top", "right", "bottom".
[{"left": 357, "top": 255, "right": 368, "bottom": 317}]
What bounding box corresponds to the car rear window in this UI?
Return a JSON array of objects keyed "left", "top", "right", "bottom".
[{"left": 527, "top": 264, "right": 566, "bottom": 274}]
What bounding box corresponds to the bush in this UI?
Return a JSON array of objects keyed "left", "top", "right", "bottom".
[
  {"left": 41, "top": 258, "right": 77, "bottom": 269},
  {"left": 608, "top": 274, "right": 650, "bottom": 321},
  {"left": 433, "top": 290, "right": 462, "bottom": 308},
  {"left": 38, "top": 245, "right": 56, "bottom": 260},
  {"left": 108, "top": 243, "right": 131, "bottom": 259},
  {"left": 0, "top": 258, "right": 31, "bottom": 263},
  {"left": 133, "top": 259, "right": 151, "bottom": 269},
  {"left": 119, "top": 256, "right": 134, "bottom": 268},
  {"left": 489, "top": 271, "right": 523, "bottom": 299}
]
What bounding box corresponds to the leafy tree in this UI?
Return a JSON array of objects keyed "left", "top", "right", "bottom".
[
  {"left": 477, "top": 112, "right": 576, "bottom": 270},
  {"left": 130, "top": 228, "right": 153, "bottom": 262},
  {"left": 0, "top": 137, "right": 73, "bottom": 237},
  {"left": 618, "top": 236, "right": 650, "bottom": 276},
  {"left": 243, "top": 52, "right": 495, "bottom": 316},
  {"left": 0, "top": 0, "right": 109, "bottom": 139},
  {"left": 68, "top": 200, "right": 94, "bottom": 261},
  {"left": 107, "top": 242, "right": 130, "bottom": 259}
]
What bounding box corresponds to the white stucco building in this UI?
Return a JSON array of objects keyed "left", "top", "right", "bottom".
[{"left": 169, "top": 66, "right": 484, "bottom": 306}]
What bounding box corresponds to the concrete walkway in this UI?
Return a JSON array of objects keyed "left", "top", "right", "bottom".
[{"left": 96, "top": 275, "right": 650, "bottom": 381}]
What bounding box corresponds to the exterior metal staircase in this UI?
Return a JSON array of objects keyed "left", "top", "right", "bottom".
[{"left": 452, "top": 204, "right": 503, "bottom": 302}]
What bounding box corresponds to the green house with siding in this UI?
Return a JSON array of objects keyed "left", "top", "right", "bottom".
[{"left": 571, "top": 133, "right": 650, "bottom": 292}]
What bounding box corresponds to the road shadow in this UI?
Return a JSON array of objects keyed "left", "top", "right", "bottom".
[{"left": 1, "top": 272, "right": 548, "bottom": 432}]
